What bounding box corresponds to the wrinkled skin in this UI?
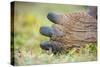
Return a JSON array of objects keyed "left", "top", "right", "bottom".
[{"left": 40, "top": 6, "right": 97, "bottom": 54}]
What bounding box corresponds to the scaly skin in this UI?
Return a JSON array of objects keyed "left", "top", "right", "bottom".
[{"left": 40, "top": 7, "right": 97, "bottom": 54}]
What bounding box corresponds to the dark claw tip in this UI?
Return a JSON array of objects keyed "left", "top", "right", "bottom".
[
  {"left": 40, "top": 41, "right": 51, "bottom": 50},
  {"left": 47, "top": 12, "right": 60, "bottom": 24},
  {"left": 40, "top": 41, "right": 64, "bottom": 54},
  {"left": 40, "top": 26, "right": 54, "bottom": 37}
]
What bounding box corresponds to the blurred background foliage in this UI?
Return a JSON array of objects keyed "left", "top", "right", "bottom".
[{"left": 11, "top": 2, "right": 97, "bottom": 65}]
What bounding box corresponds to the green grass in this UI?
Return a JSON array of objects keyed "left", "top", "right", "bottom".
[
  {"left": 12, "top": 2, "right": 97, "bottom": 65},
  {"left": 14, "top": 43, "right": 97, "bottom": 65}
]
